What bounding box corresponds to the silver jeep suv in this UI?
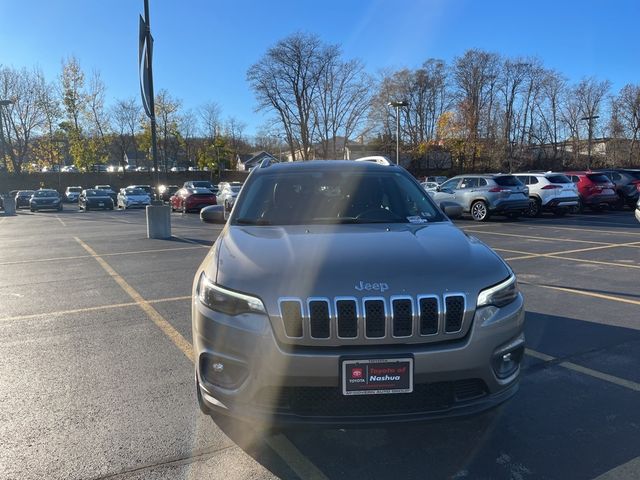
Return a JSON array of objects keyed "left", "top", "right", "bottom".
[
  {"left": 193, "top": 161, "right": 525, "bottom": 425},
  {"left": 432, "top": 174, "right": 530, "bottom": 221}
]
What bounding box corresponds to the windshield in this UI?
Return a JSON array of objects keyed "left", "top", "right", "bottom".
[
  {"left": 547, "top": 175, "right": 572, "bottom": 184},
  {"left": 233, "top": 171, "right": 443, "bottom": 225},
  {"left": 95, "top": 185, "right": 112, "bottom": 190},
  {"left": 587, "top": 174, "right": 611, "bottom": 183},
  {"left": 34, "top": 190, "right": 57, "bottom": 197},
  {"left": 68, "top": 187, "right": 82, "bottom": 193},
  {"left": 191, "top": 181, "right": 213, "bottom": 188},
  {"left": 125, "top": 188, "right": 146, "bottom": 195},
  {"left": 85, "top": 189, "right": 106, "bottom": 196},
  {"left": 494, "top": 176, "right": 523, "bottom": 187}
]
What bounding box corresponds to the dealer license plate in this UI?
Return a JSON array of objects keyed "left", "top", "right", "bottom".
[
  {"left": 98, "top": 202, "right": 104, "bottom": 207},
  {"left": 342, "top": 358, "right": 413, "bottom": 396}
]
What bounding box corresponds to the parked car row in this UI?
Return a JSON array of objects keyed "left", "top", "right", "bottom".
[{"left": 423, "top": 168, "right": 639, "bottom": 221}]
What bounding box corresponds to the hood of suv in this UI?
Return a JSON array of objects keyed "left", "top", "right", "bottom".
[{"left": 211, "top": 223, "right": 510, "bottom": 304}]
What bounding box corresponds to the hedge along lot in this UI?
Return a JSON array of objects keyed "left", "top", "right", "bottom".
[{"left": 0, "top": 170, "right": 249, "bottom": 193}]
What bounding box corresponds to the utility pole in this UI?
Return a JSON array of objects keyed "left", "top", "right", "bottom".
[
  {"left": 581, "top": 115, "right": 599, "bottom": 170},
  {"left": 140, "top": 0, "right": 160, "bottom": 196},
  {"left": 388, "top": 101, "right": 408, "bottom": 165}
]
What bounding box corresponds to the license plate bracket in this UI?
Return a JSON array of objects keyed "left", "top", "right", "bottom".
[{"left": 341, "top": 357, "right": 413, "bottom": 396}]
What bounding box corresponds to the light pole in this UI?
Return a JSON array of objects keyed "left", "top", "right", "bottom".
[
  {"left": 388, "top": 100, "right": 408, "bottom": 165},
  {"left": 581, "top": 115, "right": 599, "bottom": 170}
]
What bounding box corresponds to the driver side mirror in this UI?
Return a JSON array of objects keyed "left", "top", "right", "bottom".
[{"left": 200, "top": 205, "right": 226, "bottom": 224}]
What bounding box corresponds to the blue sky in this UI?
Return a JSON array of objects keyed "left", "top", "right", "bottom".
[{"left": 1, "top": 0, "right": 638, "bottom": 135}]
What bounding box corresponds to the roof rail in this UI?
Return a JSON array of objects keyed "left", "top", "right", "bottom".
[
  {"left": 259, "top": 157, "right": 273, "bottom": 169},
  {"left": 354, "top": 155, "right": 392, "bottom": 166}
]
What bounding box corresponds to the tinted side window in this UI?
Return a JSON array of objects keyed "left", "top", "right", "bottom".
[
  {"left": 477, "top": 178, "right": 488, "bottom": 187},
  {"left": 460, "top": 178, "right": 478, "bottom": 189},
  {"left": 547, "top": 175, "right": 571, "bottom": 184},
  {"left": 529, "top": 176, "right": 539, "bottom": 185},
  {"left": 440, "top": 178, "right": 459, "bottom": 190},
  {"left": 494, "top": 175, "right": 522, "bottom": 187}
]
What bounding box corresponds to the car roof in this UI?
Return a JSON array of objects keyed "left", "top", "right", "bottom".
[{"left": 252, "top": 159, "right": 403, "bottom": 175}]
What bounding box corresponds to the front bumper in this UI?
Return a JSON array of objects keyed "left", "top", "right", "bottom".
[
  {"left": 31, "top": 202, "right": 61, "bottom": 210},
  {"left": 193, "top": 294, "right": 525, "bottom": 425}
]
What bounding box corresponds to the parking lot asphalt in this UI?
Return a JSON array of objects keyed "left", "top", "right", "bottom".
[{"left": 1, "top": 207, "right": 639, "bottom": 480}]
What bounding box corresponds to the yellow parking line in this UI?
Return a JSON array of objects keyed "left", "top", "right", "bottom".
[
  {"left": 74, "top": 236, "right": 329, "bottom": 480},
  {"left": 0, "top": 295, "right": 191, "bottom": 323},
  {"left": 501, "top": 241, "right": 640, "bottom": 262},
  {"left": 499, "top": 220, "right": 640, "bottom": 237},
  {"left": 465, "top": 229, "right": 616, "bottom": 246},
  {"left": 265, "top": 435, "right": 330, "bottom": 480},
  {"left": 0, "top": 245, "right": 205, "bottom": 266},
  {"left": 525, "top": 348, "right": 640, "bottom": 392},
  {"left": 75, "top": 237, "right": 194, "bottom": 362},
  {"left": 0, "top": 217, "right": 7, "bottom": 225},
  {"left": 520, "top": 281, "right": 640, "bottom": 306}
]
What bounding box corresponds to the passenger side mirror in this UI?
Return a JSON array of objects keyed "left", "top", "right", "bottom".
[
  {"left": 200, "top": 205, "right": 226, "bottom": 224},
  {"left": 440, "top": 201, "right": 463, "bottom": 219}
]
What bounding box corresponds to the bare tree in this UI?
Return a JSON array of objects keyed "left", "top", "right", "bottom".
[
  {"left": 611, "top": 84, "right": 640, "bottom": 164},
  {"left": 314, "top": 56, "right": 372, "bottom": 159},
  {"left": 248, "top": 33, "right": 335, "bottom": 160},
  {"left": 199, "top": 101, "right": 222, "bottom": 141},
  {"left": 111, "top": 98, "right": 143, "bottom": 167},
  {"left": 0, "top": 67, "right": 48, "bottom": 173},
  {"left": 154, "top": 89, "right": 181, "bottom": 170},
  {"left": 453, "top": 49, "right": 501, "bottom": 169},
  {"left": 574, "top": 77, "right": 611, "bottom": 167},
  {"left": 224, "top": 116, "right": 247, "bottom": 168},
  {"left": 85, "top": 70, "right": 110, "bottom": 164}
]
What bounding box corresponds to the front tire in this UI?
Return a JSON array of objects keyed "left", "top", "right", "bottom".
[{"left": 470, "top": 200, "right": 489, "bottom": 222}]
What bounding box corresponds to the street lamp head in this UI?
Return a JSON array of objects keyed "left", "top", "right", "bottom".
[{"left": 388, "top": 100, "right": 408, "bottom": 108}]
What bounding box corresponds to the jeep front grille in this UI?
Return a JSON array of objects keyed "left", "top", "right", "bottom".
[{"left": 277, "top": 294, "right": 468, "bottom": 345}]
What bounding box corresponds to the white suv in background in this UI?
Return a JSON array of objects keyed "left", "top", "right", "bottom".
[{"left": 513, "top": 172, "right": 579, "bottom": 217}]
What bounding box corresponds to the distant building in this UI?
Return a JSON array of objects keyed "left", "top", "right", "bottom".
[{"left": 236, "top": 151, "right": 280, "bottom": 171}]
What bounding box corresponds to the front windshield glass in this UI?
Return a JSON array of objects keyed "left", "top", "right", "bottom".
[
  {"left": 125, "top": 188, "right": 146, "bottom": 195},
  {"left": 233, "top": 170, "right": 443, "bottom": 225},
  {"left": 34, "top": 190, "right": 57, "bottom": 197},
  {"left": 192, "top": 181, "right": 213, "bottom": 188},
  {"left": 68, "top": 187, "right": 82, "bottom": 193}
]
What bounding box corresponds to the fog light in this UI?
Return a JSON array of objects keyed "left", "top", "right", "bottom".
[
  {"left": 212, "top": 362, "right": 224, "bottom": 373},
  {"left": 199, "top": 354, "right": 248, "bottom": 389},
  {"left": 492, "top": 339, "right": 524, "bottom": 380}
]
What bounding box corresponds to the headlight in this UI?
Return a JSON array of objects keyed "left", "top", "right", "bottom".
[
  {"left": 197, "top": 273, "right": 266, "bottom": 316},
  {"left": 477, "top": 274, "right": 518, "bottom": 308}
]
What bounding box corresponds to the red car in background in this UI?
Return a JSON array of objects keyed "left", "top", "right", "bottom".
[
  {"left": 564, "top": 171, "right": 618, "bottom": 212},
  {"left": 170, "top": 187, "right": 217, "bottom": 213}
]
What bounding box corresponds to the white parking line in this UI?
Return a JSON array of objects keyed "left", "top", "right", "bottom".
[
  {"left": 525, "top": 348, "right": 640, "bottom": 392},
  {"left": 464, "top": 229, "right": 614, "bottom": 245},
  {"left": 0, "top": 245, "right": 205, "bottom": 266},
  {"left": 592, "top": 456, "right": 640, "bottom": 479},
  {"left": 55, "top": 215, "right": 67, "bottom": 227},
  {"left": 520, "top": 281, "right": 640, "bottom": 306}
]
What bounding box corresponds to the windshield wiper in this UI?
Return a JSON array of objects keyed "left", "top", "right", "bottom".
[{"left": 235, "top": 218, "right": 272, "bottom": 225}]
